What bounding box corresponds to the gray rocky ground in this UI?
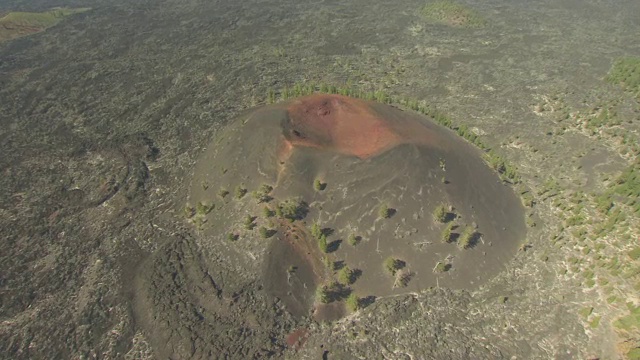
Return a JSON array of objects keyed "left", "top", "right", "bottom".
[{"left": 1, "top": 0, "right": 639, "bottom": 359}]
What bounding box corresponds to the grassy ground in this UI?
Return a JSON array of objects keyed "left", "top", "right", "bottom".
[
  {"left": 0, "top": 8, "right": 89, "bottom": 42},
  {"left": 421, "top": 1, "right": 486, "bottom": 27}
]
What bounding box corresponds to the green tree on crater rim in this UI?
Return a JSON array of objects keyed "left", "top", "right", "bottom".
[
  {"left": 315, "top": 285, "right": 330, "bottom": 304},
  {"left": 345, "top": 293, "right": 359, "bottom": 312}
]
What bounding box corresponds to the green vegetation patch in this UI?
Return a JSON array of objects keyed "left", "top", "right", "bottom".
[
  {"left": 0, "top": 8, "right": 90, "bottom": 42},
  {"left": 421, "top": 1, "right": 486, "bottom": 28},
  {"left": 614, "top": 304, "right": 640, "bottom": 332},
  {"left": 606, "top": 57, "right": 640, "bottom": 95}
]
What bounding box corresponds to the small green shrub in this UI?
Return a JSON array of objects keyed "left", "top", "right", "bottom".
[
  {"left": 313, "top": 179, "right": 326, "bottom": 191},
  {"left": 441, "top": 222, "right": 454, "bottom": 243},
  {"left": 262, "top": 206, "right": 274, "bottom": 218},
  {"left": 252, "top": 184, "right": 273, "bottom": 203},
  {"left": 433, "top": 261, "right": 447, "bottom": 273},
  {"left": 458, "top": 226, "right": 475, "bottom": 249},
  {"left": 383, "top": 257, "right": 402, "bottom": 275},
  {"left": 244, "top": 215, "right": 255, "bottom": 230},
  {"left": 234, "top": 185, "right": 247, "bottom": 199},
  {"left": 196, "top": 201, "right": 214, "bottom": 216},
  {"left": 433, "top": 203, "right": 447, "bottom": 223},
  {"left": 347, "top": 234, "right": 359, "bottom": 246},
  {"left": 378, "top": 203, "right": 391, "bottom": 219},
  {"left": 218, "top": 188, "right": 229, "bottom": 199}
]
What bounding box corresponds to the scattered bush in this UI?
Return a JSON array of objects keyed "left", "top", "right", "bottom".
[
  {"left": 433, "top": 203, "right": 447, "bottom": 223},
  {"left": 383, "top": 257, "right": 403, "bottom": 275},
  {"left": 184, "top": 204, "right": 195, "bottom": 219},
  {"left": 378, "top": 203, "right": 391, "bottom": 219},
  {"left": 433, "top": 261, "right": 448, "bottom": 273},
  {"left": 315, "top": 285, "right": 330, "bottom": 304},
  {"left": 313, "top": 179, "right": 326, "bottom": 191},
  {"left": 347, "top": 233, "right": 359, "bottom": 246},
  {"left": 262, "top": 206, "right": 274, "bottom": 218},
  {"left": 227, "top": 233, "right": 238, "bottom": 241},
  {"left": 196, "top": 201, "right": 214, "bottom": 216},
  {"left": 234, "top": 185, "right": 247, "bottom": 199},
  {"left": 244, "top": 215, "right": 255, "bottom": 230},
  {"left": 218, "top": 188, "right": 229, "bottom": 199},
  {"left": 458, "top": 226, "right": 475, "bottom": 249},
  {"left": 393, "top": 269, "right": 412, "bottom": 288},
  {"left": 441, "top": 222, "right": 454, "bottom": 243}
]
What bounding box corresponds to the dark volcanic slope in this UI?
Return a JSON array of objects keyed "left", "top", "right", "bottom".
[{"left": 183, "top": 94, "right": 526, "bottom": 321}]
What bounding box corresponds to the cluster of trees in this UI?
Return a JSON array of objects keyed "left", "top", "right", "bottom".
[
  {"left": 267, "top": 83, "right": 395, "bottom": 105},
  {"left": 606, "top": 56, "right": 640, "bottom": 95},
  {"left": 275, "top": 197, "right": 308, "bottom": 221},
  {"left": 314, "top": 281, "right": 360, "bottom": 311}
]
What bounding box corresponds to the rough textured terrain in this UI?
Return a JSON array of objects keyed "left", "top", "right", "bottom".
[{"left": 1, "top": 0, "right": 639, "bottom": 359}]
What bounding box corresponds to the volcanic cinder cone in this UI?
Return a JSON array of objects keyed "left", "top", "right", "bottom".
[{"left": 187, "top": 94, "right": 526, "bottom": 319}]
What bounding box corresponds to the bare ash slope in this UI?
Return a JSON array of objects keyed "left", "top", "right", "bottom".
[{"left": 0, "top": 0, "right": 639, "bottom": 359}]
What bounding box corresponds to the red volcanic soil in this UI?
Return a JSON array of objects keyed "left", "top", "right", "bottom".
[
  {"left": 285, "top": 327, "right": 310, "bottom": 350},
  {"left": 281, "top": 94, "right": 440, "bottom": 160}
]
